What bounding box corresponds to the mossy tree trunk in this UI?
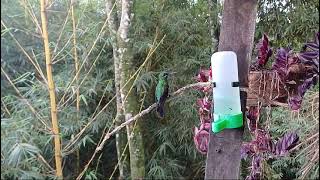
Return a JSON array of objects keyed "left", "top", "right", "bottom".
[
  {"left": 106, "top": 0, "right": 130, "bottom": 178},
  {"left": 106, "top": 0, "right": 146, "bottom": 178},
  {"left": 117, "top": 0, "right": 146, "bottom": 178}
]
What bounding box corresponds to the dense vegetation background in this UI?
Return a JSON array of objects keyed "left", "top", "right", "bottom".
[{"left": 1, "top": 0, "right": 319, "bottom": 179}]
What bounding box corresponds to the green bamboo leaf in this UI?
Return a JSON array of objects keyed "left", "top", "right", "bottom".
[
  {"left": 80, "top": 94, "right": 88, "bottom": 106},
  {"left": 20, "top": 143, "right": 40, "bottom": 155}
]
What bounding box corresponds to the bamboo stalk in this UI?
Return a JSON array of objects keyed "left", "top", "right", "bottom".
[
  {"left": 71, "top": 4, "right": 80, "bottom": 117},
  {"left": 39, "top": 0, "right": 63, "bottom": 178},
  {"left": 57, "top": 14, "right": 110, "bottom": 106},
  {"left": 71, "top": 1, "right": 80, "bottom": 175}
]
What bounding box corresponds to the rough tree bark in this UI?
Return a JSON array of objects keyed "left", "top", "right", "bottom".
[
  {"left": 106, "top": 0, "right": 129, "bottom": 178},
  {"left": 205, "top": 0, "right": 257, "bottom": 179},
  {"left": 106, "top": 0, "right": 145, "bottom": 178},
  {"left": 117, "top": 0, "right": 146, "bottom": 178}
]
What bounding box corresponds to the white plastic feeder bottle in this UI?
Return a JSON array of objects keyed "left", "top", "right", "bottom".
[{"left": 211, "top": 51, "right": 243, "bottom": 133}]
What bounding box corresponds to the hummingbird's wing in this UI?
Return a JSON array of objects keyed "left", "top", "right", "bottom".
[
  {"left": 155, "top": 81, "right": 169, "bottom": 118},
  {"left": 155, "top": 81, "right": 164, "bottom": 102},
  {"left": 155, "top": 81, "right": 169, "bottom": 101}
]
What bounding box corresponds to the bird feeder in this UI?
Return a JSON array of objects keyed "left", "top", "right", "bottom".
[{"left": 211, "top": 51, "right": 243, "bottom": 133}]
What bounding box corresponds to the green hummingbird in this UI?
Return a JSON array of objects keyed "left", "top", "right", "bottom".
[{"left": 155, "top": 72, "right": 169, "bottom": 118}]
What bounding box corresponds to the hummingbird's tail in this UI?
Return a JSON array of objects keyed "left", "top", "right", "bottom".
[{"left": 156, "top": 101, "right": 165, "bottom": 118}]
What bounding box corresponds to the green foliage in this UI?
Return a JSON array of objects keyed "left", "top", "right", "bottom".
[
  {"left": 1, "top": 0, "right": 318, "bottom": 179},
  {"left": 1, "top": 0, "right": 115, "bottom": 178},
  {"left": 84, "top": 169, "right": 99, "bottom": 180},
  {"left": 267, "top": 90, "right": 319, "bottom": 179},
  {"left": 256, "top": 0, "right": 319, "bottom": 48}
]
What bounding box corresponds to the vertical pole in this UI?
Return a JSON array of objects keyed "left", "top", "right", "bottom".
[
  {"left": 40, "top": 0, "right": 63, "bottom": 178},
  {"left": 205, "top": 0, "right": 257, "bottom": 179}
]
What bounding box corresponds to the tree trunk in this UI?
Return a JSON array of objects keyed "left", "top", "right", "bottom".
[
  {"left": 207, "top": 0, "right": 218, "bottom": 53},
  {"left": 106, "top": 0, "right": 129, "bottom": 178},
  {"left": 118, "top": 0, "right": 146, "bottom": 178},
  {"left": 205, "top": 0, "right": 257, "bottom": 179},
  {"left": 40, "top": 0, "right": 63, "bottom": 178}
]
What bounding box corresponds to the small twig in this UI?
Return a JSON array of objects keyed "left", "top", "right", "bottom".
[
  {"left": 37, "top": 153, "right": 55, "bottom": 172},
  {"left": 1, "top": 99, "right": 11, "bottom": 116},
  {"left": 290, "top": 132, "right": 319, "bottom": 152}
]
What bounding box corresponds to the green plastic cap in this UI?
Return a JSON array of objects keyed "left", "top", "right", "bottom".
[{"left": 212, "top": 113, "right": 243, "bottom": 133}]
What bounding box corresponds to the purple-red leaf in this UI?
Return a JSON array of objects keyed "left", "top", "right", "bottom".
[
  {"left": 288, "top": 96, "right": 303, "bottom": 111},
  {"left": 272, "top": 48, "right": 292, "bottom": 78},
  {"left": 274, "top": 132, "right": 299, "bottom": 156},
  {"left": 299, "top": 51, "right": 319, "bottom": 61},
  {"left": 195, "top": 67, "right": 212, "bottom": 92},
  {"left": 256, "top": 34, "right": 272, "bottom": 66},
  {"left": 303, "top": 43, "right": 319, "bottom": 51},
  {"left": 251, "top": 34, "right": 272, "bottom": 70},
  {"left": 196, "top": 67, "right": 212, "bottom": 82},
  {"left": 246, "top": 106, "right": 259, "bottom": 132},
  {"left": 298, "top": 77, "right": 318, "bottom": 97},
  {"left": 241, "top": 143, "right": 255, "bottom": 159},
  {"left": 246, "top": 155, "right": 262, "bottom": 180},
  {"left": 197, "top": 97, "right": 211, "bottom": 112},
  {"left": 193, "top": 126, "right": 210, "bottom": 154},
  {"left": 199, "top": 122, "right": 211, "bottom": 131},
  {"left": 272, "top": 45, "right": 318, "bottom": 110}
]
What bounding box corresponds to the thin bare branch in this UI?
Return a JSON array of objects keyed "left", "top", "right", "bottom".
[
  {"left": 1, "top": 99, "right": 11, "bottom": 116},
  {"left": 1, "top": 20, "right": 48, "bottom": 85},
  {"left": 52, "top": 4, "right": 73, "bottom": 57},
  {"left": 21, "top": 0, "right": 42, "bottom": 35},
  {"left": 57, "top": 9, "right": 112, "bottom": 106},
  {"left": 71, "top": 1, "right": 81, "bottom": 174},
  {"left": 37, "top": 153, "right": 55, "bottom": 172},
  {"left": 1, "top": 67, "right": 50, "bottom": 129}
]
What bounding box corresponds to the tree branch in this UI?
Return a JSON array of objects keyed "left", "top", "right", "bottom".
[
  {"left": 96, "top": 82, "right": 211, "bottom": 151},
  {"left": 95, "top": 81, "right": 289, "bottom": 152},
  {"left": 75, "top": 81, "right": 209, "bottom": 180},
  {"left": 75, "top": 78, "right": 290, "bottom": 179}
]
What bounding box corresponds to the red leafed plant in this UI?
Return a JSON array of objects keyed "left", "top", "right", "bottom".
[
  {"left": 193, "top": 33, "right": 317, "bottom": 160},
  {"left": 244, "top": 33, "right": 317, "bottom": 178},
  {"left": 241, "top": 107, "right": 299, "bottom": 180},
  {"left": 251, "top": 33, "right": 319, "bottom": 110},
  {"left": 250, "top": 33, "right": 273, "bottom": 70},
  {"left": 193, "top": 67, "right": 212, "bottom": 154}
]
